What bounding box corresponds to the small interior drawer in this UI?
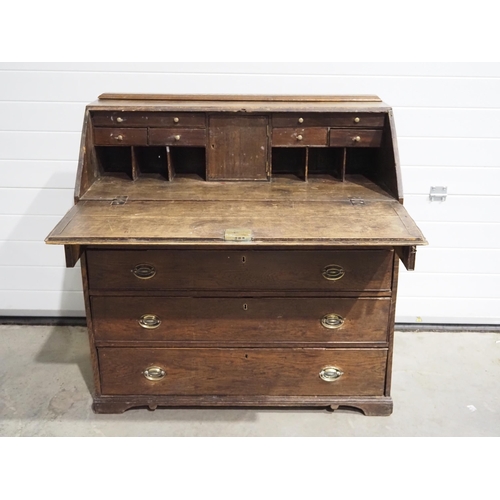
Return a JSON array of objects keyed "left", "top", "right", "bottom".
[
  {"left": 329, "top": 129, "right": 383, "bottom": 148},
  {"left": 92, "top": 112, "right": 206, "bottom": 128},
  {"left": 98, "top": 347, "right": 387, "bottom": 396},
  {"left": 272, "top": 113, "right": 385, "bottom": 128},
  {"left": 149, "top": 128, "right": 207, "bottom": 146},
  {"left": 93, "top": 127, "right": 148, "bottom": 146},
  {"left": 272, "top": 128, "right": 328, "bottom": 147}
]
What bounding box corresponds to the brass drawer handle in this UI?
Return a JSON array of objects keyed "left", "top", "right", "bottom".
[
  {"left": 132, "top": 263, "right": 156, "bottom": 279},
  {"left": 319, "top": 366, "right": 344, "bottom": 382},
  {"left": 322, "top": 264, "right": 345, "bottom": 281},
  {"left": 321, "top": 313, "right": 344, "bottom": 329},
  {"left": 138, "top": 314, "right": 161, "bottom": 329},
  {"left": 143, "top": 366, "right": 166, "bottom": 381}
]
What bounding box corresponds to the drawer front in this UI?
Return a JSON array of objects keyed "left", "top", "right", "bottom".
[
  {"left": 86, "top": 249, "right": 394, "bottom": 292},
  {"left": 149, "top": 128, "right": 207, "bottom": 146},
  {"left": 272, "top": 128, "right": 328, "bottom": 147},
  {"left": 93, "top": 127, "right": 148, "bottom": 146},
  {"left": 98, "top": 347, "right": 387, "bottom": 396},
  {"left": 91, "top": 297, "right": 391, "bottom": 344},
  {"left": 272, "top": 113, "right": 385, "bottom": 128},
  {"left": 329, "top": 129, "right": 383, "bottom": 148},
  {"left": 92, "top": 112, "right": 206, "bottom": 128}
]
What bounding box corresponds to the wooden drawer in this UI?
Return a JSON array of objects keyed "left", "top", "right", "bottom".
[
  {"left": 329, "top": 129, "right": 383, "bottom": 148},
  {"left": 91, "top": 297, "right": 391, "bottom": 344},
  {"left": 149, "top": 128, "right": 207, "bottom": 146},
  {"left": 93, "top": 127, "right": 148, "bottom": 146},
  {"left": 92, "top": 112, "right": 206, "bottom": 128},
  {"left": 272, "top": 128, "right": 328, "bottom": 147},
  {"left": 272, "top": 113, "right": 385, "bottom": 128},
  {"left": 98, "top": 347, "right": 387, "bottom": 396},
  {"left": 86, "top": 249, "right": 394, "bottom": 292}
]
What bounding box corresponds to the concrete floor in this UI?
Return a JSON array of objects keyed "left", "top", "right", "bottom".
[{"left": 0, "top": 325, "right": 498, "bottom": 436}]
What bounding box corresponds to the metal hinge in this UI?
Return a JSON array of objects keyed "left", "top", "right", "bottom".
[{"left": 429, "top": 186, "right": 447, "bottom": 202}]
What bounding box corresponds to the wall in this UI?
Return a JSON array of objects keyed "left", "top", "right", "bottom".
[{"left": 1, "top": 62, "right": 499, "bottom": 323}]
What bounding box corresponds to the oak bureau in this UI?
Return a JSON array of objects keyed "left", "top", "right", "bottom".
[{"left": 46, "top": 94, "right": 426, "bottom": 415}]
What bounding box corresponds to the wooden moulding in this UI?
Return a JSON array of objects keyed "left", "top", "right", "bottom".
[
  {"left": 92, "top": 395, "right": 393, "bottom": 416},
  {"left": 98, "top": 93, "right": 383, "bottom": 103}
]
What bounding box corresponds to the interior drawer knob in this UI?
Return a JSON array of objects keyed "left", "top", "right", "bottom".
[
  {"left": 173, "top": 117, "right": 180, "bottom": 123},
  {"left": 143, "top": 366, "right": 166, "bottom": 381},
  {"left": 132, "top": 263, "right": 156, "bottom": 279},
  {"left": 319, "top": 366, "right": 344, "bottom": 382},
  {"left": 298, "top": 117, "right": 304, "bottom": 123},
  {"left": 115, "top": 134, "right": 123, "bottom": 141},
  {"left": 353, "top": 135, "right": 361, "bottom": 142},
  {"left": 322, "top": 264, "right": 345, "bottom": 281},
  {"left": 296, "top": 134, "right": 303, "bottom": 141},
  {"left": 353, "top": 117, "right": 360, "bottom": 123},
  {"left": 174, "top": 135, "right": 181, "bottom": 141},
  {"left": 116, "top": 117, "right": 124, "bottom": 123},
  {"left": 321, "top": 313, "right": 345, "bottom": 329},
  {"left": 138, "top": 314, "right": 161, "bottom": 329}
]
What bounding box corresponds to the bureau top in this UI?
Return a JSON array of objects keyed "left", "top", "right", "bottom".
[{"left": 90, "top": 94, "right": 391, "bottom": 113}]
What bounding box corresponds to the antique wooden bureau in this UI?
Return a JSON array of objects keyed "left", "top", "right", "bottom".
[{"left": 46, "top": 93, "right": 426, "bottom": 415}]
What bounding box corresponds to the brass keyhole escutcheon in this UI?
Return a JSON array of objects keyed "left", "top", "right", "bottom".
[
  {"left": 243, "top": 303, "right": 248, "bottom": 311},
  {"left": 322, "top": 264, "right": 345, "bottom": 281}
]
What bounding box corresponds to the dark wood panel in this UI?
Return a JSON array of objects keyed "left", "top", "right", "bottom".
[
  {"left": 91, "top": 296, "right": 391, "bottom": 344},
  {"left": 149, "top": 128, "right": 207, "bottom": 146},
  {"left": 208, "top": 115, "right": 269, "bottom": 180},
  {"left": 92, "top": 112, "right": 206, "bottom": 128},
  {"left": 98, "top": 347, "right": 387, "bottom": 396},
  {"left": 93, "top": 127, "right": 148, "bottom": 146},
  {"left": 329, "top": 129, "right": 383, "bottom": 148},
  {"left": 272, "top": 128, "right": 327, "bottom": 147},
  {"left": 272, "top": 113, "right": 385, "bottom": 128},
  {"left": 86, "top": 249, "right": 394, "bottom": 291}
]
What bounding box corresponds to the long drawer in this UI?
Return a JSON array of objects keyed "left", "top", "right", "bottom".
[
  {"left": 98, "top": 347, "right": 387, "bottom": 396},
  {"left": 86, "top": 249, "right": 394, "bottom": 292},
  {"left": 91, "top": 296, "right": 390, "bottom": 344}
]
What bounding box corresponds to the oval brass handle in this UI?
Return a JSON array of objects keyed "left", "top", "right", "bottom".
[
  {"left": 132, "top": 263, "right": 156, "bottom": 279},
  {"left": 173, "top": 117, "right": 180, "bottom": 123},
  {"left": 116, "top": 117, "right": 124, "bottom": 123},
  {"left": 174, "top": 135, "right": 181, "bottom": 141},
  {"left": 115, "top": 134, "right": 123, "bottom": 141},
  {"left": 143, "top": 366, "right": 166, "bottom": 381},
  {"left": 296, "top": 134, "right": 303, "bottom": 141},
  {"left": 322, "top": 264, "right": 345, "bottom": 281},
  {"left": 319, "top": 366, "right": 344, "bottom": 382},
  {"left": 138, "top": 314, "right": 161, "bottom": 329},
  {"left": 353, "top": 117, "right": 360, "bottom": 123},
  {"left": 321, "top": 313, "right": 344, "bottom": 329},
  {"left": 353, "top": 136, "right": 361, "bottom": 142}
]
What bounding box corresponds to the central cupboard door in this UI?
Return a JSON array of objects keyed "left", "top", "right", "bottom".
[{"left": 207, "top": 115, "right": 269, "bottom": 180}]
